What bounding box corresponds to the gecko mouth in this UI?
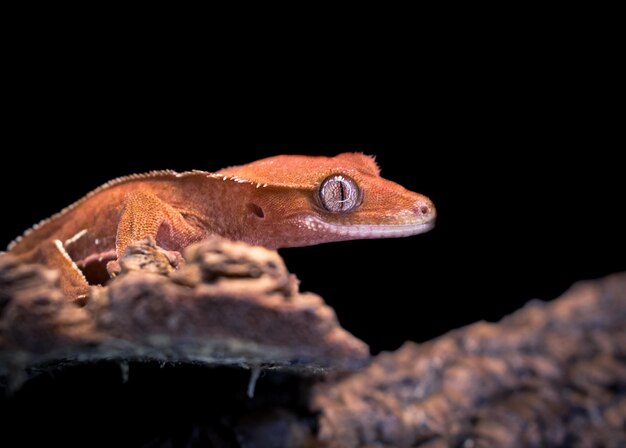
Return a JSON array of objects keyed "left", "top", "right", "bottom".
[{"left": 303, "top": 217, "right": 435, "bottom": 238}]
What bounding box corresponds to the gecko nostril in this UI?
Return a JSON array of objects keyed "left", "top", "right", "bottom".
[{"left": 419, "top": 205, "right": 430, "bottom": 215}]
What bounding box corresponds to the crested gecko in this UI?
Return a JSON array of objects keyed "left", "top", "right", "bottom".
[{"left": 6, "top": 153, "right": 436, "bottom": 299}]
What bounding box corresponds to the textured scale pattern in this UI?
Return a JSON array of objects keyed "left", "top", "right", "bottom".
[{"left": 7, "top": 153, "right": 435, "bottom": 299}]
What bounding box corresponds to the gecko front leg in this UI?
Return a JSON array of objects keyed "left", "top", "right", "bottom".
[{"left": 106, "top": 191, "right": 204, "bottom": 277}]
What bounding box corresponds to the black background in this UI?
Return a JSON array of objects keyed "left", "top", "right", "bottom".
[
  {"left": 2, "top": 29, "right": 624, "bottom": 355},
  {"left": 1, "top": 18, "right": 624, "bottom": 447}
]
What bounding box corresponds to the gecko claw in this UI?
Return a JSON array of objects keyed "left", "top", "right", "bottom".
[{"left": 110, "top": 239, "right": 185, "bottom": 278}]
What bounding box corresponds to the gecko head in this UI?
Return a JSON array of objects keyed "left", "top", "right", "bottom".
[{"left": 218, "top": 153, "right": 436, "bottom": 249}]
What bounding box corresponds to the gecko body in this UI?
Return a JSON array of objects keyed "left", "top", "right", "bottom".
[{"left": 7, "top": 153, "right": 436, "bottom": 299}]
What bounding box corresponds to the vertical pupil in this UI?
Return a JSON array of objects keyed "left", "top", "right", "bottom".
[{"left": 339, "top": 181, "right": 345, "bottom": 209}]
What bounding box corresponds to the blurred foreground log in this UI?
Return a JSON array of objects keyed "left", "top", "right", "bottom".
[
  {"left": 0, "top": 237, "right": 369, "bottom": 384},
  {"left": 312, "top": 273, "right": 626, "bottom": 447},
  {"left": 1, "top": 238, "right": 624, "bottom": 447}
]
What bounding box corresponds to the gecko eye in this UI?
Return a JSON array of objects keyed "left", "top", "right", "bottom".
[{"left": 319, "top": 175, "right": 361, "bottom": 212}]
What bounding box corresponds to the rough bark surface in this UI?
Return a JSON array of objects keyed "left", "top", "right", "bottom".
[
  {"left": 0, "top": 237, "right": 370, "bottom": 384},
  {"left": 312, "top": 273, "right": 626, "bottom": 447},
  {"left": 1, "top": 239, "right": 625, "bottom": 447}
]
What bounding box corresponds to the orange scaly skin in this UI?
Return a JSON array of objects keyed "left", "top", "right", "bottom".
[{"left": 7, "top": 153, "right": 436, "bottom": 299}]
